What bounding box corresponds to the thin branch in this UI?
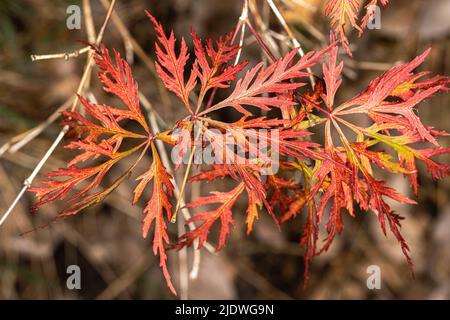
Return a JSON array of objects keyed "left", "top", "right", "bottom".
[
  {"left": 0, "top": 98, "right": 73, "bottom": 157},
  {"left": 248, "top": 0, "right": 282, "bottom": 59},
  {"left": 234, "top": 0, "right": 249, "bottom": 65},
  {"left": 172, "top": 143, "right": 197, "bottom": 224},
  {"left": 246, "top": 20, "right": 276, "bottom": 62},
  {"left": 0, "top": 127, "right": 68, "bottom": 227},
  {"left": 83, "top": 0, "right": 97, "bottom": 43},
  {"left": 177, "top": 217, "right": 189, "bottom": 299},
  {"left": 30, "top": 47, "right": 90, "bottom": 62}
]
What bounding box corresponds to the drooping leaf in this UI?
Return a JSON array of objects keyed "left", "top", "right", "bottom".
[
  {"left": 324, "top": 0, "right": 361, "bottom": 55},
  {"left": 180, "top": 183, "right": 245, "bottom": 250},
  {"left": 134, "top": 143, "right": 176, "bottom": 295},
  {"left": 324, "top": 0, "right": 390, "bottom": 55}
]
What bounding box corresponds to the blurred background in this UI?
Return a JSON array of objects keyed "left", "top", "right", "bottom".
[{"left": 0, "top": 0, "right": 449, "bottom": 299}]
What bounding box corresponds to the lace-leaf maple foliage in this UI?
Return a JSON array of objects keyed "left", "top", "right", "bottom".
[
  {"left": 324, "top": 0, "right": 389, "bottom": 55},
  {"left": 30, "top": 11, "right": 449, "bottom": 294}
]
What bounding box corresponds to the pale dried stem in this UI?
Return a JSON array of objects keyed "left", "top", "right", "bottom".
[
  {"left": 83, "top": 0, "right": 97, "bottom": 43},
  {"left": 0, "top": 98, "right": 73, "bottom": 157},
  {"left": 0, "top": 127, "right": 67, "bottom": 227},
  {"left": 234, "top": 0, "right": 249, "bottom": 65},
  {"left": 177, "top": 217, "right": 189, "bottom": 299},
  {"left": 30, "top": 47, "right": 90, "bottom": 62},
  {"left": 249, "top": 0, "right": 282, "bottom": 58}
]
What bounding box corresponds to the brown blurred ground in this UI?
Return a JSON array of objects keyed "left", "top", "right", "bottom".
[{"left": 0, "top": 0, "right": 449, "bottom": 299}]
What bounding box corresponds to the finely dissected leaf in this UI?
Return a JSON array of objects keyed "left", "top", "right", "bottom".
[
  {"left": 93, "top": 45, "right": 149, "bottom": 132},
  {"left": 188, "top": 163, "right": 277, "bottom": 237},
  {"left": 30, "top": 45, "right": 178, "bottom": 294},
  {"left": 200, "top": 47, "right": 330, "bottom": 116},
  {"left": 324, "top": 0, "right": 361, "bottom": 55},
  {"left": 30, "top": 146, "right": 139, "bottom": 215},
  {"left": 192, "top": 32, "right": 248, "bottom": 107},
  {"left": 300, "top": 205, "right": 318, "bottom": 287},
  {"left": 339, "top": 50, "right": 449, "bottom": 146},
  {"left": 134, "top": 143, "right": 176, "bottom": 295},
  {"left": 324, "top": 0, "right": 389, "bottom": 55},
  {"left": 322, "top": 36, "right": 343, "bottom": 109},
  {"left": 181, "top": 183, "right": 245, "bottom": 250},
  {"left": 31, "top": 45, "right": 150, "bottom": 215},
  {"left": 147, "top": 12, "right": 197, "bottom": 113},
  {"left": 293, "top": 44, "right": 449, "bottom": 275}
]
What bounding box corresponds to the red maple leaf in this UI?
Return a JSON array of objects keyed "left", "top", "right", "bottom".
[
  {"left": 287, "top": 41, "right": 450, "bottom": 277},
  {"left": 30, "top": 45, "right": 179, "bottom": 294},
  {"left": 133, "top": 143, "right": 176, "bottom": 295},
  {"left": 181, "top": 183, "right": 245, "bottom": 250},
  {"left": 30, "top": 46, "right": 151, "bottom": 215},
  {"left": 324, "top": 0, "right": 390, "bottom": 55}
]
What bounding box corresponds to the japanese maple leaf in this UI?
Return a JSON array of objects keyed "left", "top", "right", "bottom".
[
  {"left": 180, "top": 183, "right": 245, "bottom": 250},
  {"left": 147, "top": 12, "right": 197, "bottom": 113},
  {"left": 133, "top": 143, "right": 176, "bottom": 295},
  {"left": 30, "top": 46, "right": 150, "bottom": 215},
  {"left": 191, "top": 31, "right": 248, "bottom": 111},
  {"left": 199, "top": 47, "right": 331, "bottom": 116},
  {"left": 324, "top": 0, "right": 362, "bottom": 55},
  {"left": 181, "top": 110, "right": 323, "bottom": 243},
  {"left": 30, "top": 45, "right": 178, "bottom": 294},
  {"left": 148, "top": 13, "right": 331, "bottom": 117},
  {"left": 324, "top": 0, "right": 389, "bottom": 55},
  {"left": 293, "top": 42, "right": 449, "bottom": 276},
  {"left": 188, "top": 163, "right": 277, "bottom": 238}
]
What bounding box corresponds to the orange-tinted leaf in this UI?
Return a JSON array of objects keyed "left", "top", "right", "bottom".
[
  {"left": 324, "top": 0, "right": 361, "bottom": 55},
  {"left": 31, "top": 46, "right": 150, "bottom": 215},
  {"left": 192, "top": 31, "right": 247, "bottom": 96},
  {"left": 134, "top": 143, "right": 176, "bottom": 295},
  {"left": 181, "top": 183, "right": 245, "bottom": 250},
  {"left": 147, "top": 12, "right": 197, "bottom": 113},
  {"left": 201, "top": 46, "right": 330, "bottom": 116}
]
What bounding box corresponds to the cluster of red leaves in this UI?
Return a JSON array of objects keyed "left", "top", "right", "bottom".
[
  {"left": 287, "top": 42, "right": 449, "bottom": 282},
  {"left": 324, "top": 0, "right": 389, "bottom": 55},
  {"left": 30, "top": 11, "right": 449, "bottom": 294}
]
